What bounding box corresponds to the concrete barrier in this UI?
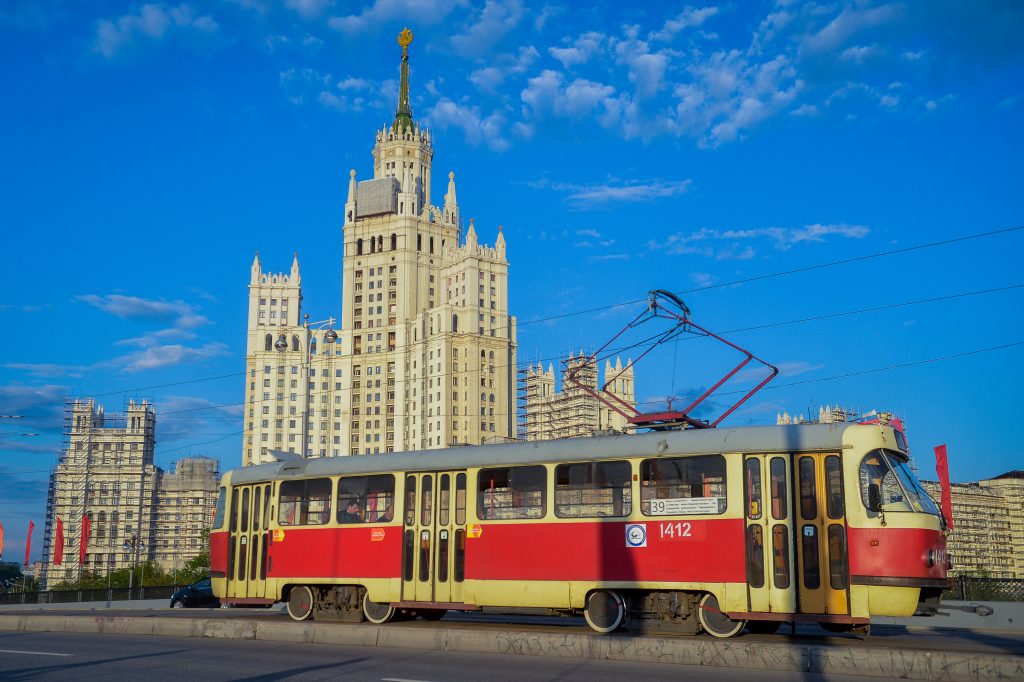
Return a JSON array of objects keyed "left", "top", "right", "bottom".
[{"left": 0, "top": 613, "right": 1021, "bottom": 682}]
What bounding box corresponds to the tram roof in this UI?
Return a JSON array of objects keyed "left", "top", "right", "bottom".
[{"left": 226, "top": 422, "right": 883, "bottom": 485}]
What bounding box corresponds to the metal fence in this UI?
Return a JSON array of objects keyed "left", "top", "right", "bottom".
[
  {"left": 945, "top": 576, "right": 1024, "bottom": 602},
  {"left": 0, "top": 585, "right": 178, "bottom": 606}
]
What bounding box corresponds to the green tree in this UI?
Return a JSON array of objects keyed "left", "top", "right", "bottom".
[{"left": 177, "top": 529, "right": 210, "bottom": 585}]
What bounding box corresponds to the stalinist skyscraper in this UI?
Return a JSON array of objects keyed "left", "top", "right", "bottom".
[{"left": 243, "top": 29, "right": 517, "bottom": 466}]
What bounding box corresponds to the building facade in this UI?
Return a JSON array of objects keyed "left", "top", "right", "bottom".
[
  {"left": 922, "top": 472, "right": 1024, "bottom": 579},
  {"left": 243, "top": 30, "right": 517, "bottom": 466},
  {"left": 152, "top": 457, "right": 220, "bottom": 576},
  {"left": 520, "top": 353, "right": 636, "bottom": 441},
  {"left": 42, "top": 400, "right": 219, "bottom": 587}
]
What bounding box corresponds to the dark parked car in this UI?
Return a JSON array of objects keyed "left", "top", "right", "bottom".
[{"left": 169, "top": 577, "right": 219, "bottom": 608}]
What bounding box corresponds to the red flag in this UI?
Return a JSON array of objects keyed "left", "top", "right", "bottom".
[
  {"left": 0, "top": 521, "right": 5, "bottom": 556},
  {"left": 25, "top": 520, "right": 34, "bottom": 569},
  {"left": 934, "top": 444, "right": 954, "bottom": 530},
  {"left": 79, "top": 514, "right": 91, "bottom": 566},
  {"left": 54, "top": 517, "right": 65, "bottom": 566}
]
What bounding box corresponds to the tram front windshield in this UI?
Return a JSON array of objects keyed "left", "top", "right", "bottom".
[{"left": 860, "top": 449, "right": 940, "bottom": 515}]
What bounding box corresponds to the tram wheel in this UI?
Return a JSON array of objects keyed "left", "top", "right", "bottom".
[
  {"left": 745, "top": 620, "right": 782, "bottom": 635},
  {"left": 584, "top": 590, "right": 626, "bottom": 633},
  {"left": 286, "top": 585, "right": 315, "bottom": 622},
  {"left": 698, "top": 593, "right": 745, "bottom": 638},
  {"left": 362, "top": 592, "right": 396, "bottom": 624}
]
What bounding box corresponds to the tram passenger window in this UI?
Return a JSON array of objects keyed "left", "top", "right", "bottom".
[
  {"left": 746, "top": 525, "right": 765, "bottom": 588},
  {"left": 640, "top": 455, "right": 727, "bottom": 515},
  {"left": 799, "top": 457, "right": 817, "bottom": 521},
  {"left": 801, "top": 525, "right": 820, "bottom": 589},
  {"left": 213, "top": 487, "right": 227, "bottom": 529},
  {"left": 439, "top": 475, "right": 451, "bottom": 526},
  {"left": 337, "top": 474, "right": 395, "bottom": 523},
  {"left": 770, "top": 458, "right": 787, "bottom": 520},
  {"left": 745, "top": 459, "right": 762, "bottom": 519},
  {"left": 478, "top": 465, "right": 546, "bottom": 519},
  {"left": 230, "top": 489, "right": 239, "bottom": 533},
  {"left": 772, "top": 525, "right": 790, "bottom": 589},
  {"left": 241, "top": 488, "right": 250, "bottom": 532},
  {"left": 825, "top": 456, "right": 844, "bottom": 520},
  {"left": 421, "top": 475, "right": 433, "bottom": 526},
  {"left": 253, "top": 486, "right": 262, "bottom": 532},
  {"left": 828, "top": 524, "right": 848, "bottom": 590},
  {"left": 278, "top": 478, "right": 332, "bottom": 526},
  {"left": 455, "top": 473, "right": 467, "bottom": 525},
  {"left": 554, "top": 460, "right": 631, "bottom": 518},
  {"left": 454, "top": 528, "right": 466, "bottom": 582},
  {"left": 405, "top": 476, "right": 416, "bottom": 526}
]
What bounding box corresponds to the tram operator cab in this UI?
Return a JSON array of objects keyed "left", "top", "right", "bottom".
[{"left": 209, "top": 423, "right": 949, "bottom": 637}]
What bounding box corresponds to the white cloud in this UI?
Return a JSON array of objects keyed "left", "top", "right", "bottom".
[
  {"left": 528, "top": 177, "right": 691, "bottom": 208},
  {"left": 613, "top": 34, "right": 669, "bottom": 99},
  {"left": 651, "top": 6, "right": 719, "bottom": 42},
  {"left": 468, "top": 45, "right": 538, "bottom": 91},
  {"left": 117, "top": 342, "right": 229, "bottom": 373},
  {"left": 450, "top": 0, "right": 524, "bottom": 57},
  {"left": 801, "top": 3, "right": 904, "bottom": 55},
  {"left": 76, "top": 293, "right": 211, "bottom": 348},
  {"left": 521, "top": 70, "right": 618, "bottom": 120},
  {"left": 791, "top": 103, "right": 819, "bottom": 116},
  {"left": 285, "top": 0, "right": 333, "bottom": 19},
  {"left": 329, "top": 0, "right": 461, "bottom": 35},
  {"left": 93, "top": 3, "right": 218, "bottom": 59},
  {"left": 690, "top": 272, "right": 718, "bottom": 288},
  {"left": 840, "top": 44, "right": 881, "bottom": 64},
  {"left": 655, "top": 223, "right": 870, "bottom": 257},
  {"left": 426, "top": 98, "right": 510, "bottom": 151},
  {"left": 548, "top": 31, "right": 605, "bottom": 68}
]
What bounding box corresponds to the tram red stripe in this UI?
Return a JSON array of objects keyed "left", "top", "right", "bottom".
[
  {"left": 465, "top": 519, "right": 746, "bottom": 582},
  {"left": 847, "top": 527, "right": 946, "bottom": 579}
]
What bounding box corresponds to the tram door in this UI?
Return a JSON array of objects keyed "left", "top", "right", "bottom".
[
  {"left": 794, "top": 454, "right": 849, "bottom": 614},
  {"left": 401, "top": 472, "right": 468, "bottom": 604},
  {"left": 743, "top": 455, "right": 797, "bottom": 613},
  {"left": 226, "top": 483, "right": 271, "bottom": 599}
]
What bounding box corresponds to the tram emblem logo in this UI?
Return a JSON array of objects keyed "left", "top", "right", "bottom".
[{"left": 625, "top": 523, "right": 647, "bottom": 548}]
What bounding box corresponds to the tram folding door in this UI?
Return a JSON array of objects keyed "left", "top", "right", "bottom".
[
  {"left": 743, "top": 455, "right": 797, "bottom": 614},
  {"left": 401, "top": 472, "right": 468, "bottom": 605},
  {"left": 226, "top": 483, "right": 271, "bottom": 600},
  {"left": 794, "top": 454, "right": 850, "bottom": 615}
]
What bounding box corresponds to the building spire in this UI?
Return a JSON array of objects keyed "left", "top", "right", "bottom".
[{"left": 393, "top": 27, "right": 414, "bottom": 135}]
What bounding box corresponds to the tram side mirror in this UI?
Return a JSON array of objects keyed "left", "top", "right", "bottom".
[{"left": 867, "top": 483, "right": 882, "bottom": 513}]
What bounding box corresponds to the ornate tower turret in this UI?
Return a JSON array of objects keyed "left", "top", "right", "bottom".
[{"left": 393, "top": 27, "right": 414, "bottom": 135}]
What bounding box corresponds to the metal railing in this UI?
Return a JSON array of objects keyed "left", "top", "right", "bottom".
[
  {"left": 0, "top": 585, "right": 178, "bottom": 605},
  {"left": 945, "top": 576, "right": 1024, "bottom": 602}
]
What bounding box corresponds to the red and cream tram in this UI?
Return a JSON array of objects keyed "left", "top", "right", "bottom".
[{"left": 210, "top": 422, "right": 949, "bottom": 636}]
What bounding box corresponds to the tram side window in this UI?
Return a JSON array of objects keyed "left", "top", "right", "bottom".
[
  {"left": 337, "top": 474, "right": 395, "bottom": 523},
  {"left": 278, "top": 478, "right": 332, "bottom": 526},
  {"left": 554, "top": 460, "right": 632, "bottom": 518},
  {"left": 478, "top": 465, "right": 546, "bottom": 519},
  {"left": 213, "top": 487, "right": 227, "bottom": 529},
  {"left": 641, "top": 455, "right": 727, "bottom": 516}
]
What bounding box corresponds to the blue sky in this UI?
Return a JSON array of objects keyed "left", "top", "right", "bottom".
[{"left": 1, "top": 0, "right": 1022, "bottom": 564}]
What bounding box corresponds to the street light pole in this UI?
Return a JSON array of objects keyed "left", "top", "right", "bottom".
[{"left": 122, "top": 534, "right": 144, "bottom": 599}]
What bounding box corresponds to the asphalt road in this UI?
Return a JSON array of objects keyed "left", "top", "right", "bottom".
[
  {"left": 4, "top": 606, "right": 1022, "bottom": 657},
  {"left": 0, "top": 630, "right": 895, "bottom": 682}
]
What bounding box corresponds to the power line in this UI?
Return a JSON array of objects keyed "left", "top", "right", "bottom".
[
  {"left": 12, "top": 282, "right": 1023, "bottom": 424},
  {"left": 12, "top": 223, "right": 1024, "bottom": 408},
  {"left": 4, "top": 339, "right": 1020, "bottom": 478},
  {"left": 519, "top": 224, "right": 1024, "bottom": 326}
]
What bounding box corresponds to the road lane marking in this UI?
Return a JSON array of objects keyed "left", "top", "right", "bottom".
[
  {"left": 0, "top": 649, "right": 73, "bottom": 657},
  {"left": 382, "top": 678, "right": 436, "bottom": 682}
]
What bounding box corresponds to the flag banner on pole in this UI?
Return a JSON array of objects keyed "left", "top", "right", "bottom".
[
  {"left": 54, "top": 517, "right": 65, "bottom": 566},
  {"left": 25, "top": 520, "right": 34, "bottom": 569},
  {"left": 0, "top": 521, "right": 5, "bottom": 557},
  {"left": 934, "top": 444, "right": 955, "bottom": 530},
  {"left": 79, "top": 514, "right": 91, "bottom": 566}
]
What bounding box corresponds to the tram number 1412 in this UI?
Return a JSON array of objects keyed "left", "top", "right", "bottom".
[{"left": 659, "top": 521, "right": 692, "bottom": 539}]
